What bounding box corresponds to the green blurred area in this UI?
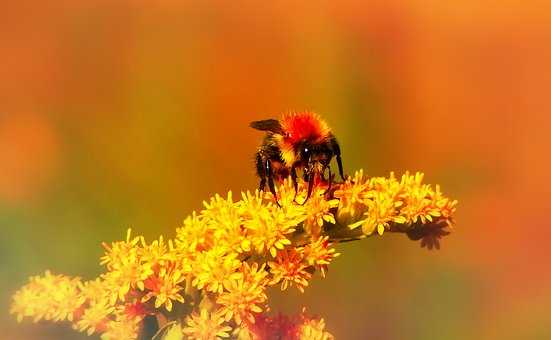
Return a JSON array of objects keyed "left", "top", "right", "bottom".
[{"left": 2, "top": 1, "right": 551, "bottom": 339}]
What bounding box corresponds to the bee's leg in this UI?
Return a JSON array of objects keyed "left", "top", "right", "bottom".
[
  {"left": 301, "top": 163, "right": 315, "bottom": 205},
  {"left": 256, "top": 153, "right": 267, "bottom": 191},
  {"left": 329, "top": 136, "right": 345, "bottom": 180},
  {"left": 301, "top": 172, "right": 315, "bottom": 205},
  {"left": 320, "top": 163, "right": 328, "bottom": 181},
  {"left": 259, "top": 178, "right": 266, "bottom": 192},
  {"left": 336, "top": 154, "right": 345, "bottom": 180},
  {"left": 265, "top": 159, "right": 281, "bottom": 207},
  {"left": 324, "top": 165, "right": 333, "bottom": 195},
  {"left": 291, "top": 166, "right": 299, "bottom": 203}
]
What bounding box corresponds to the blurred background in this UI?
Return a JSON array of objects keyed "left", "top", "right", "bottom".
[{"left": 2, "top": 1, "right": 551, "bottom": 339}]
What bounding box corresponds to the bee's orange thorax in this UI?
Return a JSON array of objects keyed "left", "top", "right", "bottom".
[{"left": 280, "top": 112, "right": 330, "bottom": 145}]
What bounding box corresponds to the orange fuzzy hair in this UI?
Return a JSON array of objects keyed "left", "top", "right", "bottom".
[
  {"left": 275, "top": 112, "right": 331, "bottom": 166},
  {"left": 280, "top": 112, "right": 331, "bottom": 145}
]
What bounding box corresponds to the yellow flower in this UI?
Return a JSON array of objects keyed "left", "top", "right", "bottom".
[
  {"left": 102, "top": 256, "right": 153, "bottom": 303},
  {"left": 238, "top": 190, "right": 266, "bottom": 212},
  {"left": 217, "top": 271, "right": 267, "bottom": 325},
  {"left": 399, "top": 174, "right": 458, "bottom": 226},
  {"left": 344, "top": 171, "right": 457, "bottom": 237},
  {"left": 269, "top": 248, "right": 311, "bottom": 293},
  {"left": 10, "top": 271, "right": 83, "bottom": 323},
  {"left": 265, "top": 176, "right": 303, "bottom": 207},
  {"left": 79, "top": 278, "right": 109, "bottom": 305},
  {"left": 76, "top": 299, "right": 114, "bottom": 335},
  {"left": 333, "top": 170, "right": 370, "bottom": 225},
  {"left": 202, "top": 192, "right": 242, "bottom": 234},
  {"left": 303, "top": 189, "right": 338, "bottom": 238},
  {"left": 302, "top": 236, "right": 340, "bottom": 277},
  {"left": 140, "top": 235, "right": 169, "bottom": 264},
  {"left": 240, "top": 262, "right": 269, "bottom": 286},
  {"left": 11, "top": 168, "right": 457, "bottom": 339},
  {"left": 349, "top": 190, "right": 403, "bottom": 236},
  {"left": 298, "top": 317, "right": 334, "bottom": 340},
  {"left": 176, "top": 212, "right": 215, "bottom": 254},
  {"left": 100, "top": 229, "right": 154, "bottom": 303},
  {"left": 191, "top": 247, "right": 242, "bottom": 293},
  {"left": 182, "top": 308, "right": 232, "bottom": 340},
  {"left": 100, "top": 228, "right": 141, "bottom": 269},
  {"left": 142, "top": 264, "right": 186, "bottom": 312},
  {"left": 101, "top": 313, "right": 141, "bottom": 340},
  {"left": 201, "top": 192, "right": 255, "bottom": 253},
  {"left": 242, "top": 201, "right": 303, "bottom": 257},
  {"left": 242, "top": 309, "right": 333, "bottom": 340}
]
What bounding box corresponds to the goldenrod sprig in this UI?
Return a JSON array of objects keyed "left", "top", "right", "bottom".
[{"left": 11, "top": 170, "right": 457, "bottom": 339}]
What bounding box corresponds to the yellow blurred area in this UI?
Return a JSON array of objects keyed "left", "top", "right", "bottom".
[{"left": 1, "top": 1, "right": 550, "bottom": 339}]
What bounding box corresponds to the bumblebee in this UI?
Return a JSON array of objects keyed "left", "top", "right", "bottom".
[{"left": 250, "top": 112, "right": 344, "bottom": 205}]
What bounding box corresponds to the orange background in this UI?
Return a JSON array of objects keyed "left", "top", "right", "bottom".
[{"left": 1, "top": 1, "right": 551, "bottom": 339}]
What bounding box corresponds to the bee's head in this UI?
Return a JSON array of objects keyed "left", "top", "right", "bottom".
[{"left": 298, "top": 140, "right": 331, "bottom": 166}]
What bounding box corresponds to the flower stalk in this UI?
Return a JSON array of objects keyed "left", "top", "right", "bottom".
[{"left": 11, "top": 170, "right": 457, "bottom": 339}]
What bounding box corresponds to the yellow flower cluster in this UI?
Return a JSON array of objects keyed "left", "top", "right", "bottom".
[
  {"left": 11, "top": 170, "right": 457, "bottom": 339},
  {"left": 335, "top": 171, "right": 457, "bottom": 247},
  {"left": 243, "top": 309, "right": 334, "bottom": 340},
  {"left": 10, "top": 271, "right": 83, "bottom": 323},
  {"left": 166, "top": 309, "right": 333, "bottom": 340}
]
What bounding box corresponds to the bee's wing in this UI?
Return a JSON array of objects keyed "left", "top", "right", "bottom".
[{"left": 249, "top": 119, "right": 283, "bottom": 134}]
